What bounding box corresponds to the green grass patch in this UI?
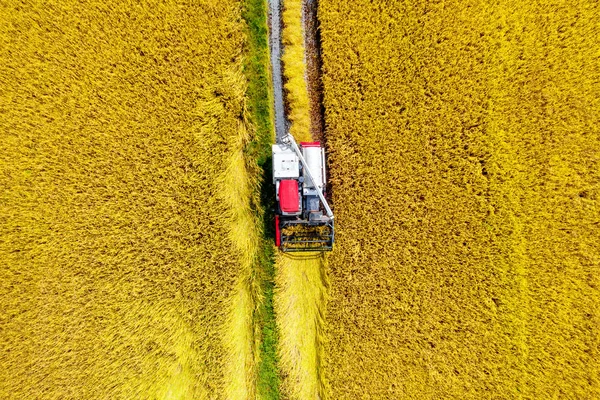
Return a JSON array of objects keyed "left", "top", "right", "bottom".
[{"left": 256, "top": 236, "right": 280, "bottom": 400}]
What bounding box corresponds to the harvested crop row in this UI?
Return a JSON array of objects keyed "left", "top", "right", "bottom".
[
  {"left": 0, "top": 0, "right": 261, "bottom": 398},
  {"left": 274, "top": 254, "right": 329, "bottom": 399},
  {"left": 319, "top": 0, "right": 600, "bottom": 398},
  {"left": 274, "top": 0, "right": 329, "bottom": 398}
]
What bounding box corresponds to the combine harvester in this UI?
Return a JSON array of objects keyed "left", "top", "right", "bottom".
[{"left": 272, "top": 134, "right": 334, "bottom": 252}]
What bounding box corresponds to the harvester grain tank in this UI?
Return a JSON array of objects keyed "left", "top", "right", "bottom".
[{"left": 272, "top": 134, "right": 334, "bottom": 252}]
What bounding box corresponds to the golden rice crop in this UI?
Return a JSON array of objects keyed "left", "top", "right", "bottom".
[
  {"left": 282, "top": 0, "right": 311, "bottom": 142},
  {"left": 274, "top": 253, "right": 329, "bottom": 400},
  {"left": 0, "top": 0, "right": 263, "bottom": 398},
  {"left": 319, "top": 0, "right": 600, "bottom": 398}
]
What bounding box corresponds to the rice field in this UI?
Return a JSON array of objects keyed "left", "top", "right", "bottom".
[
  {"left": 2, "top": 0, "right": 599, "bottom": 398},
  {"left": 319, "top": 0, "right": 600, "bottom": 398},
  {"left": 0, "top": 0, "right": 264, "bottom": 398}
]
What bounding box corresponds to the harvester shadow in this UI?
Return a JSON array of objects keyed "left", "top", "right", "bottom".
[
  {"left": 255, "top": 152, "right": 282, "bottom": 395},
  {"left": 260, "top": 154, "right": 276, "bottom": 240}
]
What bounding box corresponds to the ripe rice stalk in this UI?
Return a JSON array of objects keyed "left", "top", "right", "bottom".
[
  {"left": 282, "top": 0, "right": 311, "bottom": 142},
  {"left": 0, "top": 1, "right": 264, "bottom": 398},
  {"left": 274, "top": 253, "right": 329, "bottom": 400},
  {"left": 219, "top": 69, "right": 263, "bottom": 400},
  {"left": 318, "top": 0, "right": 600, "bottom": 398}
]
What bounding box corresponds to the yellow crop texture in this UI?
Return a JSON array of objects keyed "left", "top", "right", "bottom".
[
  {"left": 0, "top": 0, "right": 262, "bottom": 398},
  {"left": 274, "top": 253, "right": 329, "bottom": 399},
  {"left": 319, "top": 0, "right": 599, "bottom": 398},
  {"left": 282, "top": 0, "right": 311, "bottom": 141}
]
